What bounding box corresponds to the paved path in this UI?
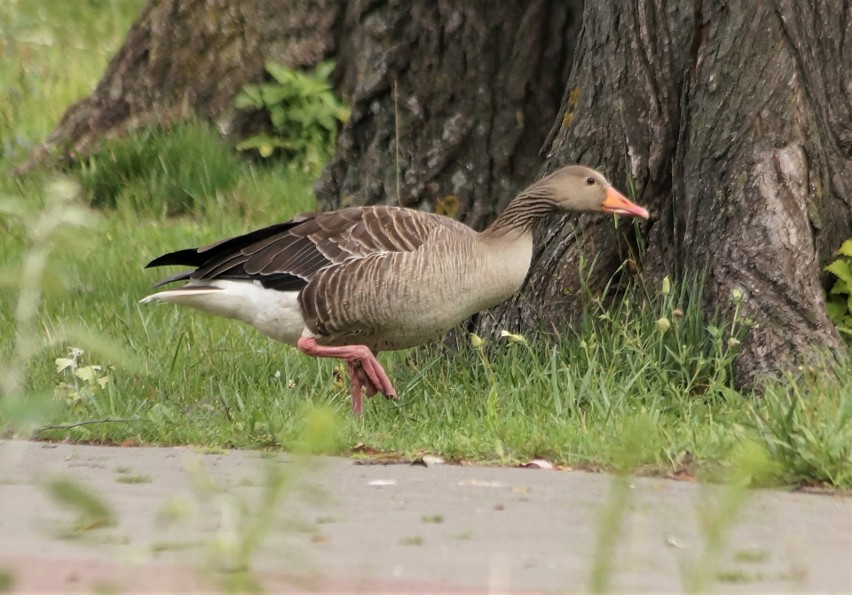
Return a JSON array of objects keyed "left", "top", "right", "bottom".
[{"left": 0, "top": 440, "right": 849, "bottom": 592}]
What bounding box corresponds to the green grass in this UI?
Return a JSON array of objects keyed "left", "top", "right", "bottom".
[
  {"left": 2, "top": 168, "right": 848, "bottom": 488},
  {"left": 0, "top": 0, "right": 145, "bottom": 163},
  {"left": 0, "top": 0, "right": 850, "bottom": 493},
  {"left": 76, "top": 121, "right": 247, "bottom": 217}
]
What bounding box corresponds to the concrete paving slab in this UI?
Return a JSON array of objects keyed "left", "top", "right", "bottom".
[{"left": 0, "top": 440, "right": 849, "bottom": 593}]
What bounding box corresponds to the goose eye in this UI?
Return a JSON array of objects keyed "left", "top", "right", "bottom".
[{"left": 585, "top": 177, "right": 595, "bottom": 185}]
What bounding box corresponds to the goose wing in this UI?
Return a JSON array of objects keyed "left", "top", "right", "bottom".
[{"left": 145, "top": 206, "right": 462, "bottom": 292}]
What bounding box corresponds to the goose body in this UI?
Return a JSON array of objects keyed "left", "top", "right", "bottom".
[
  {"left": 142, "top": 165, "right": 649, "bottom": 413},
  {"left": 142, "top": 208, "right": 533, "bottom": 350}
]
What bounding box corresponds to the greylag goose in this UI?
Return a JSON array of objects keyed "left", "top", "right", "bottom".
[{"left": 141, "top": 165, "right": 649, "bottom": 414}]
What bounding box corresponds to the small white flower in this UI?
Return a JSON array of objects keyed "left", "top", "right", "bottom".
[
  {"left": 500, "top": 330, "right": 528, "bottom": 345},
  {"left": 731, "top": 287, "right": 744, "bottom": 304}
]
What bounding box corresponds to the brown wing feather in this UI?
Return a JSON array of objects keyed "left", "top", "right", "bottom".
[
  {"left": 147, "top": 206, "right": 461, "bottom": 295},
  {"left": 297, "top": 211, "right": 474, "bottom": 342}
]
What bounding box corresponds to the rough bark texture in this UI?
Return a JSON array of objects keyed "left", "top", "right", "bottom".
[
  {"left": 18, "top": 0, "right": 341, "bottom": 172},
  {"left": 485, "top": 1, "right": 850, "bottom": 383},
  {"left": 316, "top": 0, "right": 581, "bottom": 229},
  {"left": 674, "top": 2, "right": 851, "bottom": 381},
  {"left": 475, "top": 2, "right": 697, "bottom": 338}
]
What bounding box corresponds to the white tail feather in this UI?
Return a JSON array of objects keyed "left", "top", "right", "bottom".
[
  {"left": 139, "top": 288, "right": 222, "bottom": 305},
  {"left": 139, "top": 281, "right": 305, "bottom": 345}
]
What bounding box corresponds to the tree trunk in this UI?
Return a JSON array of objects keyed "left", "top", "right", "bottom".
[
  {"left": 673, "top": 1, "right": 851, "bottom": 381},
  {"left": 474, "top": 2, "right": 698, "bottom": 340},
  {"left": 17, "top": 0, "right": 342, "bottom": 172},
  {"left": 485, "top": 1, "right": 850, "bottom": 384},
  {"left": 25, "top": 0, "right": 850, "bottom": 384},
  {"left": 315, "top": 0, "right": 581, "bottom": 229}
]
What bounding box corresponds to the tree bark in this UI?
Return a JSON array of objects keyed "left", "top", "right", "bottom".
[
  {"left": 473, "top": 2, "right": 697, "bottom": 339},
  {"left": 316, "top": 0, "right": 581, "bottom": 229},
  {"left": 674, "top": 1, "right": 851, "bottom": 381},
  {"left": 17, "top": 0, "right": 342, "bottom": 172},
  {"left": 485, "top": 1, "right": 850, "bottom": 383}
]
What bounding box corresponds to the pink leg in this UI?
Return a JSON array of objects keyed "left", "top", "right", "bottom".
[
  {"left": 346, "top": 362, "right": 366, "bottom": 416},
  {"left": 346, "top": 362, "right": 378, "bottom": 415},
  {"left": 349, "top": 362, "right": 380, "bottom": 397},
  {"left": 297, "top": 337, "right": 397, "bottom": 414}
]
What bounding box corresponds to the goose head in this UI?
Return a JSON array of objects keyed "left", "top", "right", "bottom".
[{"left": 539, "top": 165, "right": 650, "bottom": 219}]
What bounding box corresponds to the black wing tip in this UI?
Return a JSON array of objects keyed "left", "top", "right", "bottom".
[
  {"left": 145, "top": 248, "right": 202, "bottom": 269},
  {"left": 145, "top": 218, "right": 315, "bottom": 270},
  {"left": 152, "top": 270, "right": 194, "bottom": 287}
]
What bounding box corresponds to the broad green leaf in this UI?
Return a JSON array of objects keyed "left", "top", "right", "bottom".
[
  {"left": 830, "top": 279, "right": 850, "bottom": 295},
  {"left": 74, "top": 365, "right": 103, "bottom": 384},
  {"left": 317, "top": 114, "right": 335, "bottom": 131},
  {"left": 269, "top": 105, "right": 287, "bottom": 130},
  {"left": 826, "top": 300, "right": 846, "bottom": 323},
  {"left": 234, "top": 87, "right": 262, "bottom": 109},
  {"left": 314, "top": 61, "right": 335, "bottom": 79},
  {"left": 836, "top": 239, "right": 852, "bottom": 257},
  {"left": 234, "top": 60, "right": 346, "bottom": 164},
  {"left": 297, "top": 81, "right": 329, "bottom": 97},
  {"left": 55, "top": 357, "right": 76, "bottom": 373},
  {"left": 265, "top": 61, "right": 295, "bottom": 84},
  {"left": 259, "top": 84, "right": 289, "bottom": 105},
  {"left": 825, "top": 259, "right": 852, "bottom": 286}
]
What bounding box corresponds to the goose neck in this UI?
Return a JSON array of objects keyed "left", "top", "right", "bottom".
[{"left": 486, "top": 187, "right": 556, "bottom": 235}]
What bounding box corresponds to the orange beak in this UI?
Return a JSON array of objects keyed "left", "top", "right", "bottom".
[{"left": 601, "top": 187, "right": 650, "bottom": 219}]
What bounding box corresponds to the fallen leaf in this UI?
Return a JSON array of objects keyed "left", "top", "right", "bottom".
[
  {"left": 410, "top": 455, "right": 445, "bottom": 467},
  {"left": 522, "top": 459, "right": 554, "bottom": 470},
  {"left": 351, "top": 442, "right": 380, "bottom": 455}
]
